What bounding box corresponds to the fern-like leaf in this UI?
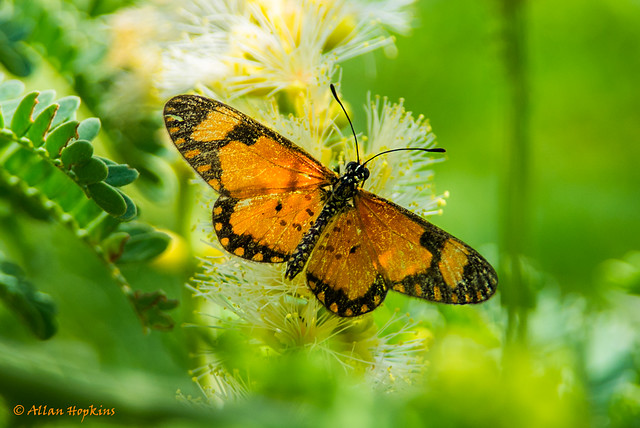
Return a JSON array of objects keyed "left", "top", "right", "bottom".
[{"left": 0, "top": 76, "right": 174, "bottom": 332}]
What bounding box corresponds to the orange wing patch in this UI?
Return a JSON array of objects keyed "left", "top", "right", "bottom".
[
  {"left": 438, "top": 239, "right": 469, "bottom": 289},
  {"left": 306, "top": 208, "right": 387, "bottom": 316},
  {"left": 355, "top": 191, "right": 497, "bottom": 305},
  {"left": 355, "top": 193, "right": 434, "bottom": 284},
  {"left": 213, "top": 189, "right": 326, "bottom": 263},
  {"left": 191, "top": 106, "right": 241, "bottom": 141},
  {"left": 216, "top": 136, "right": 332, "bottom": 199}
]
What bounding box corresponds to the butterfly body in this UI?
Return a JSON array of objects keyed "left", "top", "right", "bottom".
[{"left": 164, "top": 94, "right": 498, "bottom": 317}]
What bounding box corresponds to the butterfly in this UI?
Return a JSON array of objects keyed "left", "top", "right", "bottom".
[{"left": 163, "top": 87, "right": 497, "bottom": 317}]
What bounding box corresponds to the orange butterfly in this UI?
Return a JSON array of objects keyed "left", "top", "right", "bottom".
[{"left": 164, "top": 87, "right": 497, "bottom": 316}]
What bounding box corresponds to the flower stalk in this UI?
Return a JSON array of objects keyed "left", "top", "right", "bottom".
[{"left": 500, "top": 0, "right": 533, "bottom": 345}]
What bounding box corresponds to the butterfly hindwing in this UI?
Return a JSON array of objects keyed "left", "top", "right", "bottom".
[
  {"left": 354, "top": 190, "right": 497, "bottom": 304},
  {"left": 164, "top": 95, "right": 337, "bottom": 261},
  {"left": 306, "top": 207, "right": 388, "bottom": 316},
  {"left": 213, "top": 189, "right": 326, "bottom": 263}
]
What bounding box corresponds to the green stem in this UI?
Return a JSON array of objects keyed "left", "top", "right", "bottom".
[
  {"left": 174, "top": 162, "right": 202, "bottom": 363},
  {"left": 500, "top": 0, "right": 532, "bottom": 345}
]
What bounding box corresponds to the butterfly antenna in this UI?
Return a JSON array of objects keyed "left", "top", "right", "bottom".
[
  {"left": 330, "top": 84, "right": 360, "bottom": 164},
  {"left": 362, "top": 147, "right": 446, "bottom": 167}
]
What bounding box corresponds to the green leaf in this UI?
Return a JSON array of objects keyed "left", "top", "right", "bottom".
[
  {"left": 50, "top": 96, "right": 80, "bottom": 129},
  {"left": 95, "top": 156, "right": 117, "bottom": 166},
  {"left": 102, "top": 231, "right": 130, "bottom": 262},
  {"left": 0, "top": 30, "right": 32, "bottom": 77},
  {"left": 61, "top": 139, "right": 93, "bottom": 167},
  {"left": 33, "top": 90, "right": 57, "bottom": 117},
  {"left": 105, "top": 164, "right": 139, "bottom": 187},
  {"left": 0, "top": 79, "right": 24, "bottom": 101},
  {"left": 118, "top": 230, "right": 171, "bottom": 263},
  {"left": 27, "top": 104, "right": 59, "bottom": 147},
  {"left": 73, "top": 156, "right": 108, "bottom": 184},
  {"left": 77, "top": 117, "right": 100, "bottom": 141},
  {"left": 116, "top": 190, "right": 138, "bottom": 221},
  {"left": 87, "top": 182, "right": 127, "bottom": 216},
  {"left": 0, "top": 105, "right": 4, "bottom": 129},
  {"left": 45, "top": 120, "right": 78, "bottom": 158},
  {"left": 0, "top": 99, "right": 19, "bottom": 125},
  {"left": 0, "top": 260, "right": 57, "bottom": 340},
  {"left": 10, "top": 91, "right": 38, "bottom": 137},
  {"left": 118, "top": 222, "right": 154, "bottom": 236},
  {"left": 130, "top": 289, "right": 178, "bottom": 332}
]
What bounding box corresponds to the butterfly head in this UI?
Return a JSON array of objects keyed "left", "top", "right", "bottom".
[{"left": 344, "top": 161, "right": 370, "bottom": 185}]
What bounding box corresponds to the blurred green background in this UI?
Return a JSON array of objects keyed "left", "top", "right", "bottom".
[{"left": 1, "top": 0, "right": 639, "bottom": 426}]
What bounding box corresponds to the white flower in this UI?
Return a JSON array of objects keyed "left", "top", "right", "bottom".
[
  {"left": 366, "top": 313, "right": 431, "bottom": 391},
  {"left": 159, "top": 33, "right": 230, "bottom": 95},
  {"left": 191, "top": 247, "right": 430, "bottom": 395},
  {"left": 157, "top": 0, "right": 414, "bottom": 99}
]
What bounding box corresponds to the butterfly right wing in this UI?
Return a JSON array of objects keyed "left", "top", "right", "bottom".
[
  {"left": 304, "top": 189, "right": 497, "bottom": 317},
  {"left": 164, "top": 95, "right": 337, "bottom": 262}
]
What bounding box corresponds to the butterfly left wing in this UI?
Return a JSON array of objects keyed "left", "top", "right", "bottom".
[
  {"left": 354, "top": 190, "right": 497, "bottom": 305},
  {"left": 164, "top": 95, "right": 337, "bottom": 262}
]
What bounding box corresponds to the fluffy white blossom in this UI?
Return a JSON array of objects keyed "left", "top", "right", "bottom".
[
  {"left": 157, "top": 0, "right": 415, "bottom": 99},
  {"left": 362, "top": 93, "right": 448, "bottom": 216}
]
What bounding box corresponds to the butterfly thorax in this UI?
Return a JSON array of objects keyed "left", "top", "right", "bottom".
[{"left": 284, "top": 162, "right": 369, "bottom": 280}]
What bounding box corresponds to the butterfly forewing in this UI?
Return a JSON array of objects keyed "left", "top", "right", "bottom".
[
  {"left": 164, "top": 95, "right": 336, "bottom": 199},
  {"left": 354, "top": 190, "right": 497, "bottom": 304}
]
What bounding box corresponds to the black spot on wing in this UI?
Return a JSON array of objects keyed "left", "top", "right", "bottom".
[
  {"left": 460, "top": 251, "right": 498, "bottom": 301},
  {"left": 418, "top": 226, "right": 450, "bottom": 273}
]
